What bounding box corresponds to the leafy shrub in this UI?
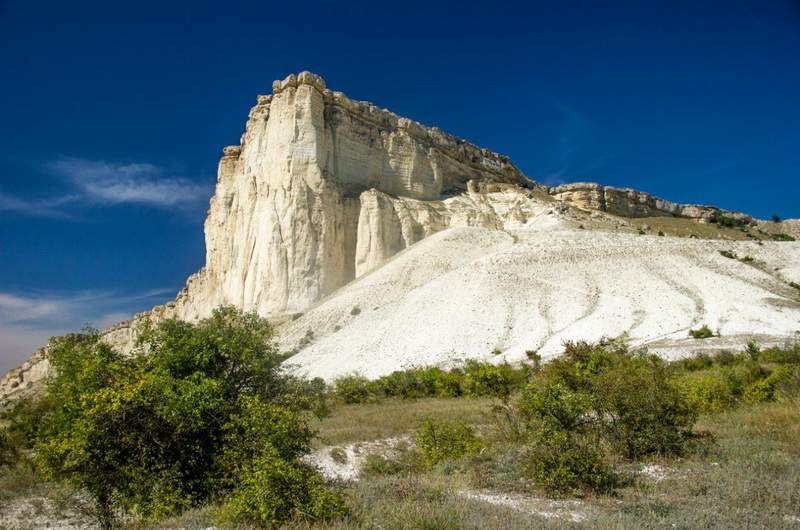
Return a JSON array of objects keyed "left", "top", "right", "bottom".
[
  {"left": 760, "top": 343, "right": 800, "bottom": 364},
  {"left": 742, "top": 379, "right": 775, "bottom": 404},
  {"left": 359, "top": 443, "right": 423, "bottom": 478},
  {"left": 432, "top": 369, "right": 464, "bottom": 398},
  {"left": 592, "top": 355, "right": 696, "bottom": 458},
  {"left": 689, "top": 325, "right": 715, "bottom": 339},
  {"left": 415, "top": 419, "right": 483, "bottom": 468},
  {"left": 673, "top": 371, "right": 734, "bottom": 413},
  {"left": 375, "top": 369, "right": 434, "bottom": 399},
  {"left": 463, "top": 361, "right": 520, "bottom": 399},
  {"left": 714, "top": 350, "right": 739, "bottom": 366},
  {"left": 716, "top": 215, "right": 747, "bottom": 229},
  {"left": 742, "top": 366, "right": 794, "bottom": 404},
  {"left": 360, "top": 454, "right": 408, "bottom": 477},
  {"left": 219, "top": 445, "right": 347, "bottom": 526},
  {"left": 511, "top": 341, "right": 695, "bottom": 493},
  {"left": 31, "top": 307, "right": 338, "bottom": 528},
  {"left": 334, "top": 374, "right": 373, "bottom": 404},
  {"left": 745, "top": 341, "right": 761, "bottom": 360},
  {"left": 517, "top": 381, "right": 616, "bottom": 493},
  {"left": 773, "top": 233, "right": 796, "bottom": 241},
  {"left": 526, "top": 435, "right": 617, "bottom": 494},
  {"left": 0, "top": 428, "right": 14, "bottom": 469},
  {"left": 719, "top": 250, "right": 737, "bottom": 259},
  {"left": 677, "top": 352, "right": 715, "bottom": 371}
]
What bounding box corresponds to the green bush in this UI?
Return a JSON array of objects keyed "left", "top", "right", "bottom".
[
  {"left": 360, "top": 454, "right": 408, "bottom": 477},
  {"left": 359, "top": 447, "right": 423, "bottom": 478},
  {"left": 432, "top": 369, "right": 464, "bottom": 398},
  {"left": 773, "top": 233, "right": 796, "bottom": 241},
  {"left": 509, "top": 341, "right": 697, "bottom": 493},
  {"left": 334, "top": 374, "right": 373, "bottom": 404},
  {"left": 742, "top": 379, "right": 775, "bottom": 404},
  {"left": 689, "top": 325, "right": 715, "bottom": 339},
  {"left": 30, "top": 307, "right": 338, "bottom": 529},
  {"left": 375, "top": 369, "right": 434, "bottom": 399},
  {"left": 526, "top": 434, "right": 617, "bottom": 494},
  {"left": 760, "top": 343, "right": 800, "bottom": 364},
  {"left": 593, "top": 355, "right": 696, "bottom": 458},
  {"left": 415, "top": 419, "right": 483, "bottom": 468},
  {"left": 676, "top": 352, "right": 715, "bottom": 371},
  {"left": 516, "top": 381, "right": 616, "bottom": 493},
  {"left": 463, "top": 361, "right": 519, "bottom": 399},
  {"left": 0, "top": 428, "right": 14, "bottom": 469},
  {"left": 219, "top": 445, "right": 347, "bottom": 526},
  {"left": 743, "top": 366, "right": 794, "bottom": 404},
  {"left": 673, "top": 370, "right": 734, "bottom": 413},
  {"left": 719, "top": 250, "right": 737, "bottom": 259},
  {"left": 716, "top": 215, "right": 747, "bottom": 229}
]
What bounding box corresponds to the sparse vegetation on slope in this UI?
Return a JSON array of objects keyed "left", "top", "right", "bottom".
[{"left": 2, "top": 329, "right": 799, "bottom": 529}]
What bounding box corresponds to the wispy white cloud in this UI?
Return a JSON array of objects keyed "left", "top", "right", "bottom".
[
  {"left": 0, "top": 157, "right": 210, "bottom": 218},
  {"left": 0, "top": 287, "right": 176, "bottom": 375},
  {"left": 47, "top": 157, "right": 210, "bottom": 207},
  {"left": 0, "top": 191, "right": 80, "bottom": 218}
]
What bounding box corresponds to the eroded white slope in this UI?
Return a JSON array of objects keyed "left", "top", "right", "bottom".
[{"left": 281, "top": 226, "right": 800, "bottom": 381}]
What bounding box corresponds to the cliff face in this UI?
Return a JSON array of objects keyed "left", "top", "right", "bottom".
[
  {"left": 100, "top": 73, "right": 531, "bottom": 351},
  {"left": 159, "top": 74, "right": 527, "bottom": 312},
  {"left": 3, "top": 72, "right": 799, "bottom": 404}
]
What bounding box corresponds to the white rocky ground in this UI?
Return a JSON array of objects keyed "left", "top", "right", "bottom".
[{"left": 281, "top": 212, "right": 800, "bottom": 381}]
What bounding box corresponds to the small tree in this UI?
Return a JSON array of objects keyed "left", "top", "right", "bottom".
[{"left": 33, "top": 307, "right": 342, "bottom": 528}]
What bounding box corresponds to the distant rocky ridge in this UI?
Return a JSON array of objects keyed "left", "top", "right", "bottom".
[{"left": 2, "top": 72, "right": 798, "bottom": 405}]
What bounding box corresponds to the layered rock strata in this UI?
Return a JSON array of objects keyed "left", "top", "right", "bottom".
[{"left": 549, "top": 182, "right": 752, "bottom": 223}]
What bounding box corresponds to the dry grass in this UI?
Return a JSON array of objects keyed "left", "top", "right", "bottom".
[{"left": 314, "top": 397, "right": 495, "bottom": 446}]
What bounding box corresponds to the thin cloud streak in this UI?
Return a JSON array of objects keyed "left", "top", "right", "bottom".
[
  {"left": 0, "top": 191, "right": 80, "bottom": 218},
  {"left": 0, "top": 287, "right": 177, "bottom": 374},
  {"left": 48, "top": 157, "right": 210, "bottom": 207},
  {"left": 0, "top": 157, "right": 211, "bottom": 219}
]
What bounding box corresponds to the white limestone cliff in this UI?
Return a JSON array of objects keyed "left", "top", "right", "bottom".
[{"left": 2, "top": 72, "right": 799, "bottom": 404}]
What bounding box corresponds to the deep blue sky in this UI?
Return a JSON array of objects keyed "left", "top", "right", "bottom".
[{"left": 1, "top": 0, "right": 799, "bottom": 372}]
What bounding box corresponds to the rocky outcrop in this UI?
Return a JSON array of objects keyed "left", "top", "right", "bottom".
[
  {"left": 549, "top": 182, "right": 753, "bottom": 223},
  {"left": 3, "top": 72, "right": 798, "bottom": 403},
  {"left": 182, "top": 72, "right": 528, "bottom": 316},
  {"left": 0, "top": 348, "right": 48, "bottom": 409}
]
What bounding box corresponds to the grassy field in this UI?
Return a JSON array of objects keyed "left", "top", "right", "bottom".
[
  {"left": 313, "top": 397, "right": 494, "bottom": 446},
  {"left": 130, "top": 398, "right": 800, "bottom": 530},
  {"left": 2, "top": 366, "right": 798, "bottom": 529}
]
